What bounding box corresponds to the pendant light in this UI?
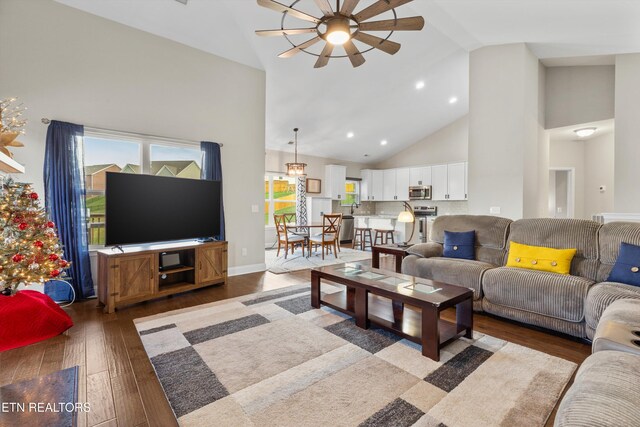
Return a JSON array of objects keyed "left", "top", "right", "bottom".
[{"left": 286, "top": 128, "right": 307, "bottom": 176}]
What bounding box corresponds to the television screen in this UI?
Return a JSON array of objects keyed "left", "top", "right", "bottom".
[{"left": 105, "top": 172, "right": 221, "bottom": 246}]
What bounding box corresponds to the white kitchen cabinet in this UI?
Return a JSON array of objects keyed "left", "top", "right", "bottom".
[
  {"left": 383, "top": 169, "right": 396, "bottom": 201},
  {"left": 447, "top": 162, "right": 466, "bottom": 200},
  {"left": 395, "top": 168, "right": 410, "bottom": 201},
  {"left": 370, "top": 170, "right": 384, "bottom": 201},
  {"left": 410, "top": 166, "right": 432, "bottom": 186},
  {"left": 306, "top": 197, "right": 332, "bottom": 224},
  {"left": 431, "top": 164, "right": 448, "bottom": 201},
  {"left": 325, "top": 165, "right": 346, "bottom": 201},
  {"left": 360, "top": 169, "right": 372, "bottom": 201}
]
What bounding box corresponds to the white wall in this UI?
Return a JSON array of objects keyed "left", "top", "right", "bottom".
[
  {"left": 0, "top": 0, "right": 266, "bottom": 273},
  {"left": 585, "top": 132, "right": 615, "bottom": 218},
  {"left": 468, "top": 43, "right": 544, "bottom": 219},
  {"left": 373, "top": 115, "right": 468, "bottom": 169},
  {"left": 549, "top": 131, "right": 614, "bottom": 220},
  {"left": 549, "top": 140, "right": 585, "bottom": 219},
  {"left": 614, "top": 53, "right": 640, "bottom": 213},
  {"left": 545, "top": 65, "right": 615, "bottom": 129}
]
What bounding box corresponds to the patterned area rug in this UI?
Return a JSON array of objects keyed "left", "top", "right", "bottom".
[
  {"left": 266, "top": 248, "right": 371, "bottom": 274},
  {"left": 135, "top": 285, "right": 577, "bottom": 427}
]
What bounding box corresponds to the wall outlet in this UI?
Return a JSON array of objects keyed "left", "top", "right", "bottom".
[
  {"left": 489, "top": 207, "right": 501, "bottom": 214},
  {"left": 557, "top": 207, "right": 563, "bottom": 213},
  {"left": 251, "top": 204, "right": 259, "bottom": 213},
  {"left": 241, "top": 248, "right": 247, "bottom": 256}
]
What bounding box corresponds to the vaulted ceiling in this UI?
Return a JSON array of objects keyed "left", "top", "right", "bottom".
[{"left": 55, "top": 0, "right": 640, "bottom": 164}]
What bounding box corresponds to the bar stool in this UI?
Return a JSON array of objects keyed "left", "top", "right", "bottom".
[
  {"left": 373, "top": 228, "right": 395, "bottom": 246},
  {"left": 353, "top": 227, "right": 373, "bottom": 251}
]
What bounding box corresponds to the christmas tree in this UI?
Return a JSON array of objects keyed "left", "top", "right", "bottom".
[{"left": 0, "top": 179, "right": 70, "bottom": 295}]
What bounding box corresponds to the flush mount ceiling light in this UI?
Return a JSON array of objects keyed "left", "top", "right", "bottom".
[
  {"left": 415, "top": 81, "right": 425, "bottom": 90},
  {"left": 286, "top": 127, "right": 307, "bottom": 176},
  {"left": 380, "top": 139, "right": 388, "bottom": 146},
  {"left": 574, "top": 127, "right": 597, "bottom": 138},
  {"left": 255, "top": 0, "right": 425, "bottom": 68},
  {"left": 449, "top": 96, "right": 458, "bottom": 104},
  {"left": 347, "top": 132, "right": 354, "bottom": 138}
]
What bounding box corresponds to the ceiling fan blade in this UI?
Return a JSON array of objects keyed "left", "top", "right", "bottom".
[
  {"left": 340, "top": 0, "right": 361, "bottom": 16},
  {"left": 359, "top": 16, "right": 425, "bottom": 32},
  {"left": 278, "top": 36, "right": 321, "bottom": 58},
  {"left": 257, "top": 0, "right": 321, "bottom": 23},
  {"left": 343, "top": 40, "right": 365, "bottom": 67},
  {"left": 256, "top": 28, "right": 317, "bottom": 37},
  {"left": 353, "top": 32, "right": 400, "bottom": 55},
  {"left": 354, "top": 0, "right": 412, "bottom": 23},
  {"left": 313, "top": 0, "right": 334, "bottom": 16},
  {"left": 314, "top": 42, "right": 335, "bottom": 68}
]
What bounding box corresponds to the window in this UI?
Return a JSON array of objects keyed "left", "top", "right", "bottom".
[
  {"left": 342, "top": 179, "right": 360, "bottom": 206},
  {"left": 83, "top": 132, "right": 203, "bottom": 247},
  {"left": 264, "top": 174, "right": 297, "bottom": 226}
]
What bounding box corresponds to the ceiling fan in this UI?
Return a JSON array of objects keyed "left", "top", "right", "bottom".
[{"left": 255, "top": 0, "right": 425, "bottom": 68}]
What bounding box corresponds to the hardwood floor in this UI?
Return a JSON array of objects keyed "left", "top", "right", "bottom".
[{"left": 0, "top": 255, "right": 591, "bottom": 427}]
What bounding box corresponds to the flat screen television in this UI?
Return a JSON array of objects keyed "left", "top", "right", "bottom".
[{"left": 105, "top": 172, "right": 221, "bottom": 246}]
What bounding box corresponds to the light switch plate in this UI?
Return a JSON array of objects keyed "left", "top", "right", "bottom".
[
  {"left": 251, "top": 204, "right": 259, "bottom": 213},
  {"left": 490, "top": 207, "right": 501, "bottom": 214}
]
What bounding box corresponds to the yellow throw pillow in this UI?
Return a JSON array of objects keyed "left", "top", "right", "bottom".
[{"left": 506, "top": 241, "right": 577, "bottom": 275}]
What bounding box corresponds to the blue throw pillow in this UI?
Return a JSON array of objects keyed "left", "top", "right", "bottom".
[
  {"left": 608, "top": 242, "right": 640, "bottom": 287},
  {"left": 443, "top": 230, "right": 475, "bottom": 260}
]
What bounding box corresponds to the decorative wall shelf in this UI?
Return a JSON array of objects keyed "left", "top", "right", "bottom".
[{"left": 0, "top": 151, "right": 25, "bottom": 174}]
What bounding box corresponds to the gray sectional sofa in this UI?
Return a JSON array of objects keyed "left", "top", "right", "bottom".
[{"left": 402, "top": 215, "right": 640, "bottom": 340}]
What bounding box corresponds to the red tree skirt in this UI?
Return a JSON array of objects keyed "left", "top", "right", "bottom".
[{"left": 0, "top": 290, "right": 73, "bottom": 352}]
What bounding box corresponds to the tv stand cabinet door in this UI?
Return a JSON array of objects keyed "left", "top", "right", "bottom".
[
  {"left": 113, "top": 254, "right": 156, "bottom": 304},
  {"left": 197, "top": 244, "right": 227, "bottom": 284}
]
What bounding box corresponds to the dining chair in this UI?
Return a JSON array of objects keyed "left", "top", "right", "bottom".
[
  {"left": 274, "top": 214, "right": 305, "bottom": 258},
  {"left": 334, "top": 213, "right": 343, "bottom": 253},
  {"left": 309, "top": 214, "right": 341, "bottom": 260}
]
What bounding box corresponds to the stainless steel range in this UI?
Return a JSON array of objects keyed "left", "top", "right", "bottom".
[{"left": 414, "top": 206, "right": 437, "bottom": 243}]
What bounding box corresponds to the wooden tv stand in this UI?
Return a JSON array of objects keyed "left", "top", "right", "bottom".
[{"left": 97, "top": 240, "right": 227, "bottom": 313}]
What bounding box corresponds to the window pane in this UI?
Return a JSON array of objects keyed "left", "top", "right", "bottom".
[
  {"left": 83, "top": 136, "right": 141, "bottom": 247},
  {"left": 265, "top": 176, "right": 270, "bottom": 200},
  {"left": 265, "top": 201, "right": 270, "bottom": 226},
  {"left": 273, "top": 176, "right": 296, "bottom": 201},
  {"left": 150, "top": 144, "right": 202, "bottom": 179}
]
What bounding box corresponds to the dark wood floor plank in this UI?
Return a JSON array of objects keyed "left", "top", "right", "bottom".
[{"left": 87, "top": 370, "right": 116, "bottom": 426}]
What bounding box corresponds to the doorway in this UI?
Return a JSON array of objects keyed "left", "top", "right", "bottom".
[{"left": 549, "top": 168, "right": 575, "bottom": 218}]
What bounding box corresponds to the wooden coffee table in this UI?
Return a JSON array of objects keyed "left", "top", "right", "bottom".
[
  {"left": 311, "top": 263, "right": 473, "bottom": 361},
  {"left": 371, "top": 244, "right": 408, "bottom": 273}
]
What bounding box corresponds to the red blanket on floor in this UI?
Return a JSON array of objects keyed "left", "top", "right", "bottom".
[{"left": 0, "top": 290, "right": 73, "bottom": 352}]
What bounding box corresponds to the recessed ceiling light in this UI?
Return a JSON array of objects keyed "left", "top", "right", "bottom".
[
  {"left": 347, "top": 132, "right": 354, "bottom": 138},
  {"left": 449, "top": 96, "right": 458, "bottom": 104},
  {"left": 574, "top": 127, "right": 597, "bottom": 138},
  {"left": 415, "top": 81, "right": 425, "bottom": 90},
  {"left": 380, "top": 140, "right": 388, "bottom": 146}
]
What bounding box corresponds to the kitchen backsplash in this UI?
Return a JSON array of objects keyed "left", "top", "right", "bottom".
[{"left": 331, "top": 200, "right": 468, "bottom": 216}]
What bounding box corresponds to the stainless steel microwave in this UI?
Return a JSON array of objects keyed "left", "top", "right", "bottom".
[{"left": 409, "top": 185, "right": 432, "bottom": 200}]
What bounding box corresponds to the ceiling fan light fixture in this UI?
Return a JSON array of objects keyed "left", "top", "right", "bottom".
[{"left": 325, "top": 17, "right": 351, "bottom": 45}]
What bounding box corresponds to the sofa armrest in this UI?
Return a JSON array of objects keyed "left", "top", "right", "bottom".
[
  {"left": 406, "top": 242, "right": 443, "bottom": 259},
  {"left": 585, "top": 281, "right": 640, "bottom": 335}
]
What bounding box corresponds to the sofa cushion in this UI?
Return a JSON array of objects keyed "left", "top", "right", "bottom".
[
  {"left": 506, "top": 241, "right": 577, "bottom": 275},
  {"left": 593, "top": 299, "right": 640, "bottom": 355},
  {"left": 402, "top": 256, "right": 494, "bottom": 301},
  {"left": 429, "top": 215, "right": 512, "bottom": 266},
  {"left": 554, "top": 351, "right": 640, "bottom": 427},
  {"left": 584, "top": 281, "right": 640, "bottom": 332},
  {"left": 607, "top": 242, "right": 640, "bottom": 287},
  {"left": 482, "top": 267, "right": 594, "bottom": 322},
  {"left": 443, "top": 230, "right": 475, "bottom": 260},
  {"left": 597, "top": 221, "right": 640, "bottom": 282},
  {"left": 406, "top": 242, "right": 443, "bottom": 258},
  {"left": 507, "top": 218, "right": 600, "bottom": 281}
]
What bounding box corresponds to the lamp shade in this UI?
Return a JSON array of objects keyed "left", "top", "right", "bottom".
[{"left": 397, "top": 210, "right": 414, "bottom": 223}]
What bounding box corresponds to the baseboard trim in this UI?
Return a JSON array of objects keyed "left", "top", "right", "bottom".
[{"left": 228, "top": 263, "right": 266, "bottom": 277}]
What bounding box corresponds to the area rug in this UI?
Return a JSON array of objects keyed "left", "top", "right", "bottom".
[
  {"left": 266, "top": 248, "right": 371, "bottom": 274},
  {"left": 135, "top": 285, "right": 577, "bottom": 427}
]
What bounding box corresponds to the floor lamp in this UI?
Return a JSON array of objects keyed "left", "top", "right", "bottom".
[{"left": 397, "top": 202, "right": 415, "bottom": 247}]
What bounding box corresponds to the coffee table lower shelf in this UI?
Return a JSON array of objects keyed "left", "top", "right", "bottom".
[{"left": 320, "top": 290, "right": 468, "bottom": 354}]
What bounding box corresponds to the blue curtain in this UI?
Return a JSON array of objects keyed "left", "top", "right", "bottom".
[
  {"left": 43, "top": 120, "right": 95, "bottom": 299},
  {"left": 200, "top": 141, "right": 225, "bottom": 240}
]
